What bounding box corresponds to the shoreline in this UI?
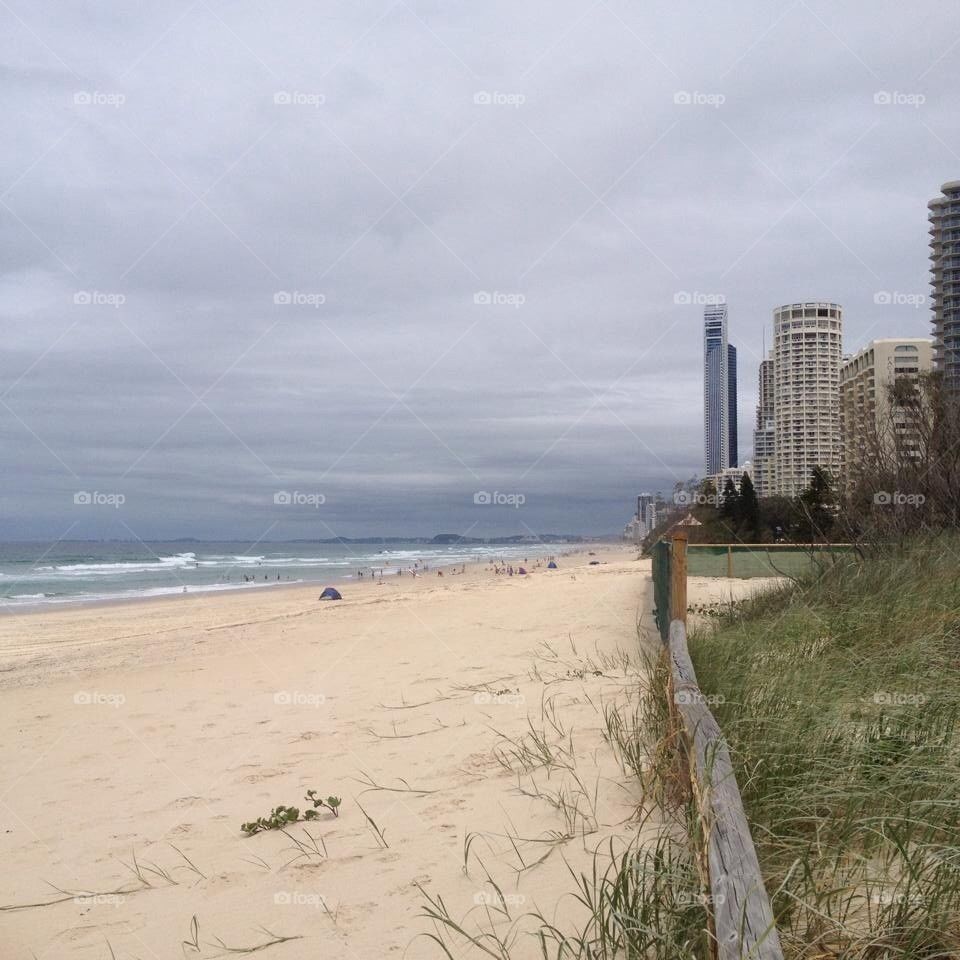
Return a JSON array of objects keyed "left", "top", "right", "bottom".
[{"left": 0, "top": 542, "right": 596, "bottom": 617}]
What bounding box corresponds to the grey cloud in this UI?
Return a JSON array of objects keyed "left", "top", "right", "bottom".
[{"left": 1, "top": 0, "right": 958, "bottom": 538}]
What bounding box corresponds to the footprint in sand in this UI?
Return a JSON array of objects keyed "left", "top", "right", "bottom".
[{"left": 240, "top": 770, "right": 284, "bottom": 783}]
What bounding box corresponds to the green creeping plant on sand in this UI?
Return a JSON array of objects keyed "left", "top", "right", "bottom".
[
  {"left": 304, "top": 789, "right": 341, "bottom": 818},
  {"left": 241, "top": 791, "right": 342, "bottom": 835}
]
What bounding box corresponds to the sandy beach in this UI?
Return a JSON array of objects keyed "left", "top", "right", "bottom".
[{"left": 0, "top": 547, "right": 770, "bottom": 959}]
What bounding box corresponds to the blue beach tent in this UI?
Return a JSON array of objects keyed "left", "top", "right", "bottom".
[
  {"left": 547, "top": 561, "right": 558, "bottom": 569},
  {"left": 319, "top": 587, "right": 342, "bottom": 600}
]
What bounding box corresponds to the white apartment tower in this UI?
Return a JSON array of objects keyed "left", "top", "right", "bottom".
[{"left": 773, "top": 302, "right": 843, "bottom": 497}]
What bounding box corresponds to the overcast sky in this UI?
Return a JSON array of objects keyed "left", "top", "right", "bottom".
[{"left": 2, "top": 0, "right": 958, "bottom": 540}]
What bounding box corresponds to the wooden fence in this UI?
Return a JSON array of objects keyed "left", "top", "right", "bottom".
[{"left": 658, "top": 533, "right": 784, "bottom": 960}]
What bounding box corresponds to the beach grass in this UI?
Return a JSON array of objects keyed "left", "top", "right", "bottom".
[
  {"left": 418, "top": 632, "right": 714, "bottom": 959},
  {"left": 687, "top": 535, "right": 960, "bottom": 957}
]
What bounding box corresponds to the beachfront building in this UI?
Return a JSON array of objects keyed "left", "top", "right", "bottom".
[
  {"left": 773, "top": 302, "right": 843, "bottom": 497},
  {"left": 623, "top": 515, "right": 644, "bottom": 542},
  {"left": 929, "top": 180, "right": 960, "bottom": 389},
  {"left": 753, "top": 353, "right": 775, "bottom": 498},
  {"left": 624, "top": 493, "right": 658, "bottom": 542},
  {"left": 707, "top": 463, "right": 754, "bottom": 498},
  {"left": 637, "top": 493, "right": 657, "bottom": 534},
  {"left": 840, "top": 338, "right": 933, "bottom": 490},
  {"left": 704, "top": 303, "right": 732, "bottom": 474}
]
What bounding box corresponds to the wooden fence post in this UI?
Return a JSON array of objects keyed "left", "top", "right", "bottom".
[
  {"left": 727, "top": 544, "right": 734, "bottom": 578},
  {"left": 671, "top": 532, "right": 688, "bottom": 626}
]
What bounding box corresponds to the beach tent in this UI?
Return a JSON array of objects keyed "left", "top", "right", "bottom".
[
  {"left": 318, "top": 587, "right": 342, "bottom": 600},
  {"left": 517, "top": 567, "right": 527, "bottom": 575},
  {"left": 547, "top": 561, "right": 558, "bottom": 569}
]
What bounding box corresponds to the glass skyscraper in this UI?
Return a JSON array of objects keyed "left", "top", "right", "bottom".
[
  {"left": 703, "top": 304, "right": 738, "bottom": 475},
  {"left": 727, "top": 343, "right": 738, "bottom": 467}
]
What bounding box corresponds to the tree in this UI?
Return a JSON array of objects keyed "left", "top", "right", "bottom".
[
  {"left": 841, "top": 370, "right": 960, "bottom": 538},
  {"left": 739, "top": 472, "right": 760, "bottom": 539},
  {"left": 719, "top": 477, "right": 739, "bottom": 524},
  {"left": 797, "top": 467, "right": 835, "bottom": 541}
]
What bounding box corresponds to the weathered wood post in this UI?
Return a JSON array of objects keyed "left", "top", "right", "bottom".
[
  {"left": 727, "top": 544, "right": 734, "bottom": 578},
  {"left": 671, "top": 531, "right": 688, "bottom": 626}
]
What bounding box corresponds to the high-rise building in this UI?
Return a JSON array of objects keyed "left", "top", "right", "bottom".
[
  {"left": 840, "top": 338, "right": 933, "bottom": 490},
  {"left": 703, "top": 304, "right": 729, "bottom": 475},
  {"left": 637, "top": 493, "right": 654, "bottom": 532},
  {"left": 753, "top": 353, "right": 775, "bottom": 498},
  {"left": 773, "top": 302, "right": 843, "bottom": 498},
  {"left": 727, "top": 343, "right": 739, "bottom": 467},
  {"left": 625, "top": 493, "right": 658, "bottom": 541},
  {"left": 928, "top": 181, "right": 960, "bottom": 387}
]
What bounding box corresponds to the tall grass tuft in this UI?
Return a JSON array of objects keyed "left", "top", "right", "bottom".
[{"left": 688, "top": 536, "right": 960, "bottom": 958}]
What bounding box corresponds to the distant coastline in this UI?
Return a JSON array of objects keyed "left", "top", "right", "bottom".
[{"left": 6, "top": 533, "right": 606, "bottom": 545}]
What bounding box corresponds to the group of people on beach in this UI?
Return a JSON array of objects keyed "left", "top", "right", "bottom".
[
  {"left": 354, "top": 558, "right": 468, "bottom": 582},
  {"left": 489, "top": 557, "right": 557, "bottom": 576},
  {"left": 350, "top": 554, "right": 559, "bottom": 583}
]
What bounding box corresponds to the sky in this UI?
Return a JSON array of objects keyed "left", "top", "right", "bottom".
[{"left": 2, "top": 0, "right": 959, "bottom": 540}]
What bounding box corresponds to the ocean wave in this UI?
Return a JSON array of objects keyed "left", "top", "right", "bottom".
[{"left": 0, "top": 580, "right": 298, "bottom": 607}]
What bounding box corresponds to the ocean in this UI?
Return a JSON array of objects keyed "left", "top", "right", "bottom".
[{"left": 0, "top": 540, "right": 574, "bottom": 608}]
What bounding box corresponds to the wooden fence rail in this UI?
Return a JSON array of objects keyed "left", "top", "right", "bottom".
[
  {"left": 660, "top": 532, "right": 784, "bottom": 960},
  {"left": 667, "top": 619, "right": 783, "bottom": 960}
]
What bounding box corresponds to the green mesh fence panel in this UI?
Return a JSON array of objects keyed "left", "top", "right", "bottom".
[
  {"left": 686, "top": 544, "right": 855, "bottom": 579},
  {"left": 651, "top": 539, "right": 671, "bottom": 642}
]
